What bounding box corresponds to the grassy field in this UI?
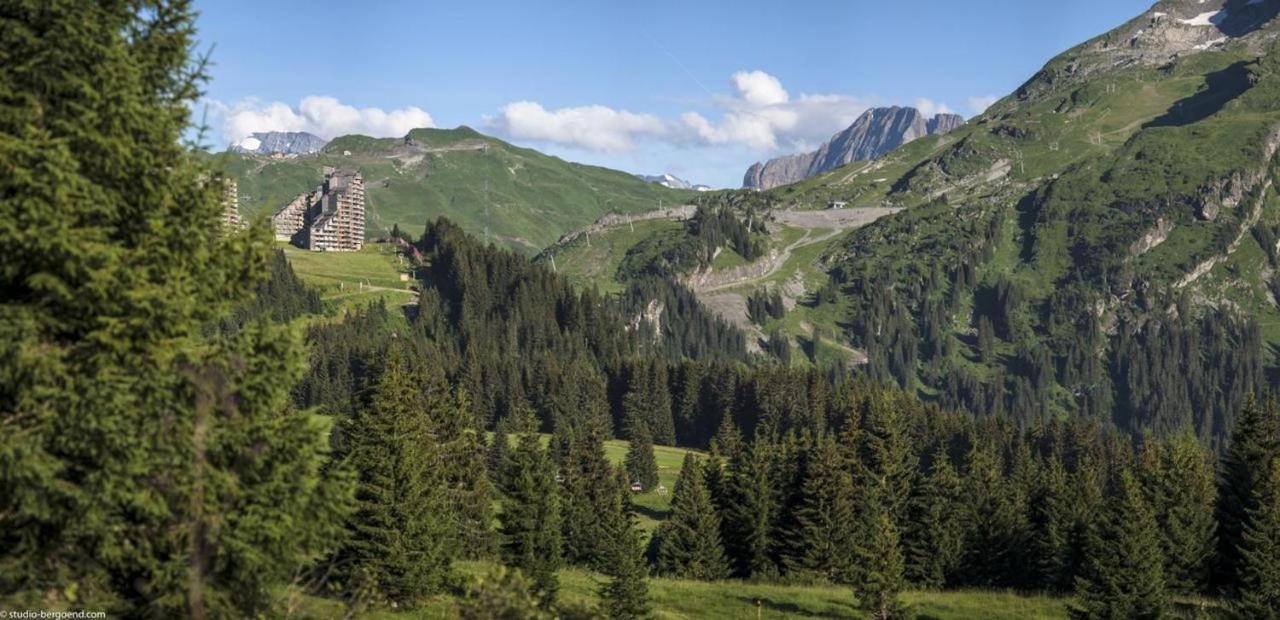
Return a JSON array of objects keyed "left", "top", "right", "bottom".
[
  {"left": 294, "top": 560, "right": 1078, "bottom": 619},
  {"left": 279, "top": 242, "right": 417, "bottom": 313}
]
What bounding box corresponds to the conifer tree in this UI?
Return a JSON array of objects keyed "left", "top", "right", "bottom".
[
  {"left": 856, "top": 391, "right": 918, "bottom": 527},
  {"left": 854, "top": 483, "right": 910, "bottom": 620},
  {"left": 599, "top": 501, "right": 652, "bottom": 619},
  {"left": 1236, "top": 458, "right": 1280, "bottom": 619},
  {"left": 334, "top": 345, "right": 453, "bottom": 604},
  {"left": 1072, "top": 471, "right": 1167, "bottom": 620},
  {"left": 904, "top": 446, "right": 963, "bottom": 588},
  {"left": 655, "top": 453, "right": 730, "bottom": 580},
  {"left": 0, "top": 2, "right": 350, "bottom": 615},
  {"left": 785, "top": 436, "right": 857, "bottom": 583},
  {"left": 559, "top": 419, "right": 624, "bottom": 569},
  {"left": 1141, "top": 432, "right": 1216, "bottom": 595},
  {"left": 626, "top": 419, "right": 660, "bottom": 491},
  {"left": 442, "top": 388, "right": 497, "bottom": 559},
  {"left": 722, "top": 437, "right": 780, "bottom": 579},
  {"left": 958, "top": 439, "right": 1022, "bottom": 587},
  {"left": 499, "top": 429, "right": 563, "bottom": 605},
  {"left": 1218, "top": 396, "right": 1280, "bottom": 590},
  {"left": 1030, "top": 454, "right": 1076, "bottom": 591}
]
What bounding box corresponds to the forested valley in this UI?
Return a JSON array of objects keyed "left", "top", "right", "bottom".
[{"left": 5, "top": 2, "right": 1280, "bottom": 620}]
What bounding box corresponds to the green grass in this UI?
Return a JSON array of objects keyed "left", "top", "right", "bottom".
[
  {"left": 279, "top": 242, "right": 417, "bottom": 313},
  {"left": 292, "top": 560, "right": 1081, "bottom": 619},
  {"left": 213, "top": 127, "right": 694, "bottom": 255}
]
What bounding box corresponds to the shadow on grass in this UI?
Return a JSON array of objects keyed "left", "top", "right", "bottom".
[{"left": 732, "top": 595, "right": 860, "bottom": 618}]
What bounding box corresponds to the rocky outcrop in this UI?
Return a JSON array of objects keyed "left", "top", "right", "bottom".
[
  {"left": 744, "top": 152, "right": 817, "bottom": 192},
  {"left": 743, "top": 107, "right": 965, "bottom": 190}
]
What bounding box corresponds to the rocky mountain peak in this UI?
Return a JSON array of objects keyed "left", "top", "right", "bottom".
[
  {"left": 743, "top": 106, "right": 966, "bottom": 190},
  {"left": 231, "top": 131, "right": 329, "bottom": 156}
]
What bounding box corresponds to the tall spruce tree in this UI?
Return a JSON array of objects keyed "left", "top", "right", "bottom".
[
  {"left": 599, "top": 500, "right": 652, "bottom": 619},
  {"left": 655, "top": 453, "right": 730, "bottom": 580},
  {"left": 904, "top": 446, "right": 964, "bottom": 588},
  {"left": 958, "top": 438, "right": 1022, "bottom": 587},
  {"left": 625, "top": 419, "right": 660, "bottom": 491},
  {"left": 334, "top": 345, "right": 453, "bottom": 604},
  {"left": 559, "top": 419, "right": 623, "bottom": 569},
  {"left": 1218, "top": 396, "right": 1280, "bottom": 591},
  {"left": 854, "top": 483, "right": 910, "bottom": 620},
  {"left": 499, "top": 429, "right": 563, "bottom": 605},
  {"left": 785, "top": 435, "right": 857, "bottom": 584},
  {"left": 1072, "top": 471, "right": 1167, "bottom": 620},
  {"left": 1236, "top": 458, "right": 1280, "bottom": 618},
  {"left": 722, "top": 437, "right": 780, "bottom": 579},
  {"left": 1140, "top": 432, "right": 1216, "bottom": 595},
  {"left": 0, "top": 2, "right": 350, "bottom": 615},
  {"left": 1030, "top": 454, "right": 1076, "bottom": 591}
]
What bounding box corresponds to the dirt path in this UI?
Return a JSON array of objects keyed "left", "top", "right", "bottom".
[{"left": 697, "top": 207, "right": 899, "bottom": 294}]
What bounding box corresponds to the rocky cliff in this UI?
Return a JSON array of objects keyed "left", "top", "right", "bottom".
[{"left": 743, "top": 107, "right": 965, "bottom": 190}]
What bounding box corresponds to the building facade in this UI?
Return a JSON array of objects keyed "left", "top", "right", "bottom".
[
  {"left": 272, "top": 168, "right": 365, "bottom": 251},
  {"left": 221, "top": 178, "right": 242, "bottom": 228}
]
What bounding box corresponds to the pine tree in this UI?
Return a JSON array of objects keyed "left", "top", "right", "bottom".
[
  {"left": 559, "top": 418, "right": 624, "bottom": 569},
  {"left": 599, "top": 501, "right": 652, "bottom": 619},
  {"left": 958, "top": 438, "right": 1022, "bottom": 587},
  {"left": 442, "top": 388, "right": 497, "bottom": 559},
  {"left": 1141, "top": 432, "right": 1216, "bottom": 595},
  {"left": 499, "top": 429, "right": 563, "bottom": 605},
  {"left": 904, "top": 446, "right": 963, "bottom": 588},
  {"left": 1218, "top": 395, "right": 1280, "bottom": 591},
  {"left": 785, "top": 435, "right": 857, "bottom": 584},
  {"left": 856, "top": 390, "right": 918, "bottom": 527},
  {"left": 1072, "top": 470, "right": 1167, "bottom": 620},
  {"left": 335, "top": 345, "right": 453, "bottom": 604},
  {"left": 0, "top": 2, "right": 350, "bottom": 615},
  {"left": 626, "top": 419, "right": 660, "bottom": 491},
  {"left": 655, "top": 453, "right": 730, "bottom": 580},
  {"left": 1029, "top": 454, "right": 1076, "bottom": 591},
  {"left": 854, "top": 483, "right": 910, "bottom": 620},
  {"left": 1236, "top": 458, "right": 1280, "bottom": 619},
  {"left": 722, "top": 437, "right": 780, "bottom": 579}
]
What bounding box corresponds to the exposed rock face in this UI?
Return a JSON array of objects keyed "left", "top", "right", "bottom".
[
  {"left": 743, "top": 152, "right": 817, "bottom": 192},
  {"left": 742, "top": 107, "right": 965, "bottom": 190},
  {"left": 232, "top": 131, "right": 328, "bottom": 156}
]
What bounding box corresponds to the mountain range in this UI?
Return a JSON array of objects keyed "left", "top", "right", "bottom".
[
  {"left": 743, "top": 106, "right": 965, "bottom": 190},
  {"left": 537, "top": 0, "right": 1280, "bottom": 441}
]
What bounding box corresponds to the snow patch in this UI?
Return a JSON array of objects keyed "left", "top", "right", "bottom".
[
  {"left": 1194, "top": 36, "right": 1229, "bottom": 50},
  {"left": 1179, "top": 10, "right": 1227, "bottom": 26},
  {"left": 236, "top": 136, "right": 261, "bottom": 152}
]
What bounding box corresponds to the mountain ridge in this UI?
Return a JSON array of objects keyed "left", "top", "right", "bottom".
[
  {"left": 743, "top": 106, "right": 965, "bottom": 190},
  {"left": 214, "top": 126, "right": 693, "bottom": 254}
]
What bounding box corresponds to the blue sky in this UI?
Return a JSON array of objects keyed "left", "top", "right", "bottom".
[{"left": 196, "top": 0, "right": 1153, "bottom": 187}]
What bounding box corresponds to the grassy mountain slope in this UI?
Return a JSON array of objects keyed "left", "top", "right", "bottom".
[
  {"left": 539, "top": 0, "right": 1280, "bottom": 439},
  {"left": 212, "top": 126, "right": 694, "bottom": 254}
]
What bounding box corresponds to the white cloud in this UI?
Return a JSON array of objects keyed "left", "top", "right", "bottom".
[
  {"left": 486, "top": 101, "right": 668, "bottom": 152},
  {"left": 913, "top": 97, "right": 954, "bottom": 118},
  {"left": 676, "top": 72, "right": 872, "bottom": 152},
  {"left": 967, "top": 95, "right": 999, "bottom": 115},
  {"left": 485, "top": 71, "right": 962, "bottom": 157},
  {"left": 731, "top": 70, "right": 790, "bottom": 106},
  {"left": 213, "top": 96, "right": 434, "bottom": 142}
]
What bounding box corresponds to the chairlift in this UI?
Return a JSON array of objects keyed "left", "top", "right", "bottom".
[
  {"left": 656, "top": 484, "right": 668, "bottom": 496},
  {"left": 630, "top": 481, "right": 643, "bottom": 492}
]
